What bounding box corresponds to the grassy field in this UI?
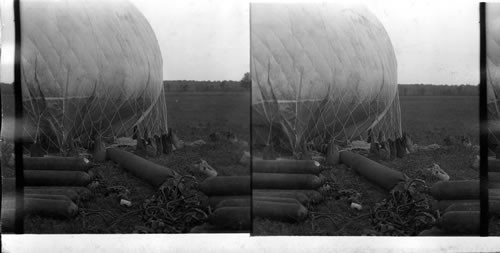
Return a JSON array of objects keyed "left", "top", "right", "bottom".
[
  {"left": 7, "top": 91, "right": 250, "bottom": 233},
  {"left": 0, "top": 92, "right": 488, "bottom": 234},
  {"left": 400, "top": 96, "right": 479, "bottom": 145},
  {"left": 253, "top": 95, "right": 480, "bottom": 236},
  {"left": 166, "top": 91, "right": 250, "bottom": 143}
]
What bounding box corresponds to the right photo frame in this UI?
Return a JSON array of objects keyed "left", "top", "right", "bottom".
[
  {"left": 250, "top": 2, "right": 481, "bottom": 236},
  {"left": 486, "top": 2, "right": 500, "bottom": 237}
]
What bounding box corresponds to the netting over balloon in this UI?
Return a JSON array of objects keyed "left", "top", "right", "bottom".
[
  {"left": 251, "top": 3, "right": 401, "bottom": 153},
  {"left": 487, "top": 3, "right": 500, "bottom": 149},
  {"left": 20, "top": 0, "right": 168, "bottom": 152}
]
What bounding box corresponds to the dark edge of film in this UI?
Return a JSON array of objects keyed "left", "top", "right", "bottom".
[
  {"left": 13, "top": 0, "right": 24, "bottom": 234},
  {"left": 0, "top": 28, "right": 2, "bottom": 233},
  {"left": 249, "top": 2, "right": 253, "bottom": 236},
  {"left": 479, "top": 2, "right": 489, "bottom": 237}
]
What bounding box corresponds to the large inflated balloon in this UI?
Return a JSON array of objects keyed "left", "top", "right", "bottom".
[
  {"left": 251, "top": 3, "right": 401, "bottom": 153},
  {"left": 21, "top": 0, "right": 167, "bottom": 151},
  {"left": 487, "top": 3, "right": 500, "bottom": 147}
]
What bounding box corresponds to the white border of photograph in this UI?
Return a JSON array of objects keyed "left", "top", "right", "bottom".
[{"left": 2, "top": 0, "right": 499, "bottom": 252}]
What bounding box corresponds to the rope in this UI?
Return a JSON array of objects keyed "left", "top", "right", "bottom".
[
  {"left": 22, "top": 84, "right": 169, "bottom": 153},
  {"left": 140, "top": 175, "right": 208, "bottom": 233},
  {"left": 310, "top": 178, "right": 436, "bottom": 236},
  {"left": 253, "top": 51, "right": 402, "bottom": 155},
  {"left": 370, "top": 178, "right": 437, "bottom": 236}
]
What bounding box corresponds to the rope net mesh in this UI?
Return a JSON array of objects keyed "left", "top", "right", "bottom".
[
  {"left": 487, "top": 3, "right": 500, "bottom": 150},
  {"left": 20, "top": 0, "right": 168, "bottom": 152},
  {"left": 251, "top": 3, "right": 401, "bottom": 154}
]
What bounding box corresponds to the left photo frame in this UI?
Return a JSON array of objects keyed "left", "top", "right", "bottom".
[{"left": 1, "top": 0, "right": 251, "bottom": 234}]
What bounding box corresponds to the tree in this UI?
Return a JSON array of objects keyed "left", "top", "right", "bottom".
[
  {"left": 181, "top": 83, "right": 189, "bottom": 92},
  {"left": 240, "top": 72, "right": 251, "bottom": 90}
]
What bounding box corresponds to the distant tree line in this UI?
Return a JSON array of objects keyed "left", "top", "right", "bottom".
[
  {"left": 164, "top": 73, "right": 251, "bottom": 92},
  {"left": 398, "top": 84, "right": 478, "bottom": 96},
  {"left": 164, "top": 80, "right": 248, "bottom": 92}
]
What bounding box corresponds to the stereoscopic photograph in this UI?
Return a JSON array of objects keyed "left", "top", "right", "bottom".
[
  {"left": 0, "top": 0, "right": 493, "bottom": 242},
  {"left": 1, "top": 0, "right": 250, "bottom": 234},
  {"left": 250, "top": 2, "right": 479, "bottom": 236}
]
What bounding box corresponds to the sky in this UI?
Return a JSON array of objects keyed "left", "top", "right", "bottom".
[
  {"left": 129, "top": 0, "right": 249, "bottom": 81},
  {"left": 1, "top": 0, "right": 480, "bottom": 84},
  {"left": 0, "top": 0, "right": 14, "bottom": 83},
  {"left": 365, "top": 0, "right": 479, "bottom": 85}
]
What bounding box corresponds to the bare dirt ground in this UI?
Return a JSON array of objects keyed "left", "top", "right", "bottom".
[
  {"left": 0, "top": 92, "right": 490, "bottom": 235},
  {"left": 253, "top": 96, "right": 480, "bottom": 236},
  {"left": 3, "top": 90, "right": 250, "bottom": 233}
]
